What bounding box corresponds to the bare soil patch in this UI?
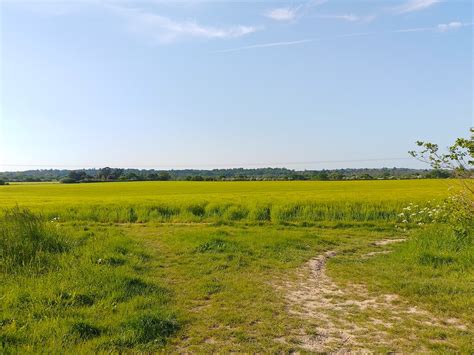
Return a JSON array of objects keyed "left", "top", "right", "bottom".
[{"left": 274, "top": 241, "right": 467, "bottom": 352}]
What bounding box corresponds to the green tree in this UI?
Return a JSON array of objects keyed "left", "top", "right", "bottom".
[
  {"left": 409, "top": 128, "right": 473, "bottom": 178},
  {"left": 409, "top": 128, "right": 473, "bottom": 239},
  {"left": 97, "top": 167, "right": 112, "bottom": 181},
  {"left": 329, "top": 172, "right": 344, "bottom": 181},
  {"left": 158, "top": 171, "right": 171, "bottom": 181},
  {"left": 68, "top": 170, "right": 89, "bottom": 182}
]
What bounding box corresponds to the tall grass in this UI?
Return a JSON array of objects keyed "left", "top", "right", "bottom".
[
  {"left": 0, "top": 207, "right": 70, "bottom": 273},
  {"left": 30, "top": 200, "right": 410, "bottom": 224},
  {"left": 400, "top": 224, "right": 473, "bottom": 272},
  {"left": 0, "top": 209, "right": 180, "bottom": 352}
]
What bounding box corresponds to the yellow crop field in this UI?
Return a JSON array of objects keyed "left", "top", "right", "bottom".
[{"left": 0, "top": 179, "right": 456, "bottom": 224}]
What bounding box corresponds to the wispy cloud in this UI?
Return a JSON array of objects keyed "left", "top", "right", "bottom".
[
  {"left": 265, "top": 7, "right": 297, "bottom": 22},
  {"left": 437, "top": 21, "right": 463, "bottom": 32},
  {"left": 394, "top": 0, "right": 440, "bottom": 14},
  {"left": 216, "top": 21, "right": 471, "bottom": 53},
  {"left": 9, "top": 1, "right": 262, "bottom": 43},
  {"left": 315, "top": 14, "right": 376, "bottom": 22},
  {"left": 265, "top": 0, "right": 327, "bottom": 22},
  {"left": 111, "top": 6, "right": 261, "bottom": 43},
  {"left": 394, "top": 21, "right": 471, "bottom": 33}
]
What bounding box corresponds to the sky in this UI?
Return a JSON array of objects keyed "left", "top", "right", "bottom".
[{"left": 0, "top": 0, "right": 472, "bottom": 171}]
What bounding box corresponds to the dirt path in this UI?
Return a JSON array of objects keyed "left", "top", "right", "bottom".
[{"left": 275, "top": 239, "right": 466, "bottom": 352}]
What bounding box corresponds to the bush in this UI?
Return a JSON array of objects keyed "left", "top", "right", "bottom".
[
  {"left": 60, "top": 177, "right": 77, "bottom": 184},
  {"left": 398, "top": 189, "right": 473, "bottom": 243}
]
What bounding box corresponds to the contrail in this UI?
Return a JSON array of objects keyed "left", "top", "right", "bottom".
[
  {"left": 213, "top": 31, "right": 375, "bottom": 53},
  {"left": 214, "top": 39, "right": 314, "bottom": 53},
  {"left": 215, "top": 22, "right": 472, "bottom": 53}
]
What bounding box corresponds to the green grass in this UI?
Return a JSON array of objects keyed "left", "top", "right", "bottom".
[
  {"left": 0, "top": 180, "right": 472, "bottom": 352},
  {"left": 0, "top": 208, "right": 70, "bottom": 273},
  {"left": 0, "top": 213, "right": 179, "bottom": 353},
  {"left": 329, "top": 224, "right": 473, "bottom": 324}
]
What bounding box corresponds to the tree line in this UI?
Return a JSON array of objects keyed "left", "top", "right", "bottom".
[{"left": 0, "top": 167, "right": 453, "bottom": 184}]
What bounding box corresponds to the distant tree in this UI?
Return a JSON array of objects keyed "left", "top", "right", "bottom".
[
  {"left": 425, "top": 170, "right": 452, "bottom": 179},
  {"left": 68, "top": 170, "right": 89, "bottom": 182},
  {"left": 0, "top": 179, "right": 6, "bottom": 185},
  {"left": 329, "top": 172, "right": 344, "bottom": 181},
  {"left": 316, "top": 172, "right": 329, "bottom": 181},
  {"left": 97, "top": 167, "right": 112, "bottom": 181},
  {"left": 24, "top": 177, "right": 41, "bottom": 182},
  {"left": 96, "top": 167, "right": 123, "bottom": 181},
  {"left": 60, "top": 177, "right": 77, "bottom": 184},
  {"left": 359, "top": 173, "right": 374, "bottom": 180},
  {"left": 110, "top": 169, "right": 124, "bottom": 180},
  {"left": 123, "top": 172, "right": 140, "bottom": 181},
  {"left": 289, "top": 174, "right": 307, "bottom": 181},
  {"left": 147, "top": 172, "right": 158, "bottom": 180},
  {"left": 158, "top": 171, "right": 171, "bottom": 181}
]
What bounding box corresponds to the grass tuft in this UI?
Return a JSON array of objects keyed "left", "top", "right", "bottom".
[
  {"left": 0, "top": 207, "right": 70, "bottom": 273},
  {"left": 121, "top": 313, "right": 180, "bottom": 346},
  {"left": 68, "top": 322, "right": 101, "bottom": 341}
]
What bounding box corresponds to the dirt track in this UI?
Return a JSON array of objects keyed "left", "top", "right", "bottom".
[{"left": 275, "top": 239, "right": 467, "bottom": 352}]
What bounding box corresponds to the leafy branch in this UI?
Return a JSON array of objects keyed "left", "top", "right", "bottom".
[{"left": 408, "top": 128, "right": 473, "bottom": 178}]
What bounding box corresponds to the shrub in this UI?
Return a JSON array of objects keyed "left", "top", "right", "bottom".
[
  {"left": 398, "top": 191, "right": 473, "bottom": 243},
  {"left": 60, "top": 177, "right": 77, "bottom": 184}
]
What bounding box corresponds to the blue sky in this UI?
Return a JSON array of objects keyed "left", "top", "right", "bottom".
[{"left": 0, "top": 0, "right": 472, "bottom": 170}]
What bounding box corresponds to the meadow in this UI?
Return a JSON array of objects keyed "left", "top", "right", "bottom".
[{"left": 1, "top": 179, "right": 472, "bottom": 353}]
